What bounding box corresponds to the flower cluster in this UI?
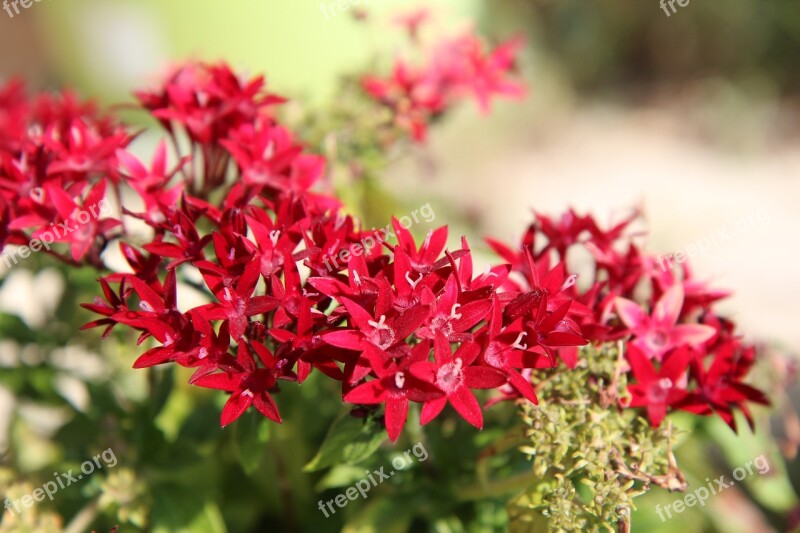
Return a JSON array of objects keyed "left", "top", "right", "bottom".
[
  {"left": 82, "top": 58, "right": 592, "bottom": 434},
  {"left": 362, "top": 14, "right": 526, "bottom": 141},
  {"left": 2, "top": 33, "right": 765, "bottom": 443},
  {"left": 487, "top": 209, "right": 769, "bottom": 430},
  {"left": 0, "top": 80, "right": 128, "bottom": 266},
  {"left": 69, "top": 53, "right": 557, "bottom": 441}
]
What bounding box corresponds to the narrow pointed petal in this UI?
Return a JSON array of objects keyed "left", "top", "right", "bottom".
[
  {"left": 221, "top": 390, "right": 253, "bottom": 427},
  {"left": 654, "top": 284, "right": 684, "bottom": 328},
  {"left": 506, "top": 368, "right": 538, "bottom": 404},
  {"left": 420, "top": 397, "right": 447, "bottom": 425},
  {"left": 384, "top": 397, "right": 409, "bottom": 442},
  {"left": 614, "top": 297, "right": 648, "bottom": 330},
  {"left": 464, "top": 366, "right": 507, "bottom": 389},
  {"left": 343, "top": 379, "right": 387, "bottom": 404},
  {"left": 646, "top": 401, "right": 668, "bottom": 427},
  {"left": 322, "top": 330, "right": 365, "bottom": 351},
  {"left": 625, "top": 345, "right": 658, "bottom": 383},
  {"left": 449, "top": 386, "right": 484, "bottom": 429},
  {"left": 253, "top": 392, "right": 283, "bottom": 423},
  {"left": 671, "top": 324, "right": 716, "bottom": 347}
]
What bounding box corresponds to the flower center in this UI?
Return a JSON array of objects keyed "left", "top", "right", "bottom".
[
  {"left": 647, "top": 378, "right": 673, "bottom": 403},
  {"left": 436, "top": 358, "right": 463, "bottom": 393},
  {"left": 367, "top": 315, "right": 396, "bottom": 350},
  {"left": 650, "top": 330, "right": 669, "bottom": 347}
]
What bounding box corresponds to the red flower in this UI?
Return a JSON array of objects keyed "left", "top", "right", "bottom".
[
  {"left": 344, "top": 342, "right": 441, "bottom": 442},
  {"left": 437, "top": 34, "right": 526, "bottom": 113},
  {"left": 34, "top": 179, "right": 120, "bottom": 261},
  {"left": 625, "top": 345, "right": 692, "bottom": 427},
  {"left": 615, "top": 284, "right": 716, "bottom": 361},
  {"left": 136, "top": 62, "right": 284, "bottom": 146},
  {"left": 195, "top": 260, "right": 280, "bottom": 341},
  {"left": 362, "top": 29, "right": 526, "bottom": 141},
  {"left": 194, "top": 342, "right": 293, "bottom": 427},
  {"left": 412, "top": 334, "right": 505, "bottom": 429},
  {"left": 59, "top": 54, "right": 764, "bottom": 442},
  {"left": 44, "top": 118, "right": 128, "bottom": 179},
  {"left": 682, "top": 341, "right": 770, "bottom": 431},
  {"left": 416, "top": 275, "right": 491, "bottom": 342},
  {"left": 116, "top": 141, "right": 185, "bottom": 225},
  {"left": 322, "top": 294, "right": 430, "bottom": 383},
  {"left": 477, "top": 298, "right": 541, "bottom": 404}
]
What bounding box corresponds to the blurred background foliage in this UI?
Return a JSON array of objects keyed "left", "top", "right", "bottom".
[
  {"left": 1, "top": 1, "right": 799, "bottom": 532},
  {"left": 483, "top": 0, "right": 800, "bottom": 100}
]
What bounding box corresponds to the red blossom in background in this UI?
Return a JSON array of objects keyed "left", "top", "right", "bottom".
[
  {"left": 362, "top": 18, "right": 526, "bottom": 141},
  {"left": 0, "top": 81, "right": 129, "bottom": 268},
  {"left": 615, "top": 284, "right": 716, "bottom": 361}
]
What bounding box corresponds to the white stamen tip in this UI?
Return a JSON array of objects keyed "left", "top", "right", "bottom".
[
  {"left": 405, "top": 271, "right": 423, "bottom": 289},
  {"left": 269, "top": 230, "right": 281, "bottom": 246},
  {"left": 512, "top": 332, "right": 528, "bottom": 351},
  {"left": 561, "top": 274, "right": 578, "bottom": 292},
  {"left": 368, "top": 315, "right": 388, "bottom": 330}
]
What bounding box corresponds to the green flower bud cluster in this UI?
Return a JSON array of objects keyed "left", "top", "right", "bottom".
[{"left": 509, "top": 344, "right": 684, "bottom": 532}]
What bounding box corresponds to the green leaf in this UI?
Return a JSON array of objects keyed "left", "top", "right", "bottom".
[
  {"left": 236, "top": 409, "right": 272, "bottom": 475},
  {"left": 303, "top": 414, "right": 386, "bottom": 472},
  {"left": 316, "top": 464, "right": 368, "bottom": 490}
]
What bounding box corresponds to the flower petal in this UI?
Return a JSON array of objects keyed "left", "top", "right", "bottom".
[
  {"left": 420, "top": 397, "right": 447, "bottom": 425},
  {"left": 449, "top": 386, "right": 483, "bottom": 429},
  {"left": 343, "top": 379, "right": 387, "bottom": 404},
  {"left": 654, "top": 284, "right": 684, "bottom": 328},
  {"left": 671, "top": 324, "right": 717, "bottom": 347},
  {"left": 614, "top": 297, "right": 648, "bottom": 331},
  {"left": 221, "top": 390, "right": 253, "bottom": 427},
  {"left": 384, "top": 397, "right": 409, "bottom": 442}
]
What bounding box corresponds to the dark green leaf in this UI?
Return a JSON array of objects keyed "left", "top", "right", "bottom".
[{"left": 304, "top": 414, "right": 386, "bottom": 472}]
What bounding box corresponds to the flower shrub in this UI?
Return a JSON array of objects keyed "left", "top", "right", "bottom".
[{"left": 0, "top": 14, "right": 772, "bottom": 532}]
